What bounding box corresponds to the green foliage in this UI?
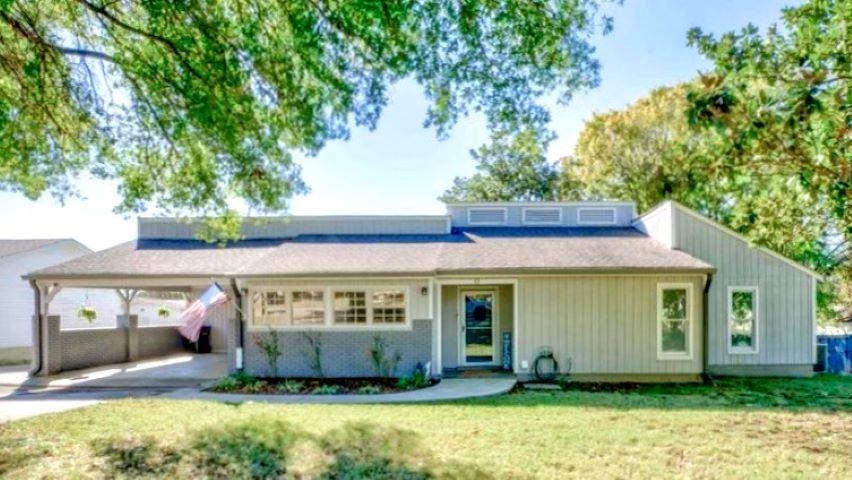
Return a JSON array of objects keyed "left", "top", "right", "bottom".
[
  {"left": 396, "top": 370, "right": 430, "bottom": 391},
  {"left": 685, "top": 0, "right": 851, "bottom": 317},
  {"left": 300, "top": 332, "right": 324, "bottom": 378},
  {"left": 77, "top": 306, "right": 97, "bottom": 322},
  {"left": 355, "top": 384, "right": 384, "bottom": 395},
  {"left": 311, "top": 384, "right": 342, "bottom": 395},
  {"left": 277, "top": 379, "right": 304, "bottom": 394},
  {"left": 368, "top": 335, "right": 402, "bottom": 378},
  {"left": 243, "top": 379, "right": 268, "bottom": 393},
  {"left": 156, "top": 306, "right": 170, "bottom": 319},
  {"left": 565, "top": 45, "right": 849, "bottom": 319},
  {"left": 441, "top": 126, "right": 564, "bottom": 202},
  {"left": 252, "top": 328, "right": 281, "bottom": 378},
  {"left": 0, "top": 0, "right": 612, "bottom": 239},
  {"left": 210, "top": 370, "right": 258, "bottom": 392}
]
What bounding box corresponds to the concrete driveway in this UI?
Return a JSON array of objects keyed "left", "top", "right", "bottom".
[{"left": 0, "top": 353, "right": 226, "bottom": 423}]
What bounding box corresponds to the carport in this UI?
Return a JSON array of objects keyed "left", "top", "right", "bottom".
[{"left": 24, "top": 274, "right": 239, "bottom": 378}]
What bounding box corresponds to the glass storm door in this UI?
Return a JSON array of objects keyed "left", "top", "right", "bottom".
[{"left": 461, "top": 290, "right": 496, "bottom": 365}]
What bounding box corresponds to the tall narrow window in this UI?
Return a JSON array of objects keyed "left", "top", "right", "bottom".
[
  {"left": 658, "top": 284, "right": 692, "bottom": 358},
  {"left": 728, "top": 287, "right": 758, "bottom": 353},
  {"left": 333, "top": 291, "right": 367, "bottom": 324}
]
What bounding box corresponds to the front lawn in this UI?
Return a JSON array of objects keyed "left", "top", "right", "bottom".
[{"left": 1, "top": 376, "right": 850, "bottom": 478}]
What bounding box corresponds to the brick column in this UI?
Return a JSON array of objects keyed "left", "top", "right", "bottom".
[
  {"left": 41, "top": 315, "right": 62, "bottom": 375},
  {"left": 118, "top": 314, "right": 139, "bottom": 362}
]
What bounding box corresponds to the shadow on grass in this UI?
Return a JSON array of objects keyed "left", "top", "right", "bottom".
[
  {"left": 0, "top": 436, "right": 49, "bottom": 477},
  {"left": 449, "top": 375, "right": 852, "bottom": 412},
  {"left": 94, "top": 419, "right": 491, "bottom": 479}
]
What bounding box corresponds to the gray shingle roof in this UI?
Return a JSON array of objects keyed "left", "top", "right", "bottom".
[
  {"left": 26, "top": 227, "right": 714, "bottom": 279},
  {"left": 0, "top": 239, "right": 73, "bottom": 259}
]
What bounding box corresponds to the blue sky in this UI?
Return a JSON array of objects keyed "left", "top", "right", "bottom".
[{"left": 0, "top": 0, "right": 798, "bottom": 251}]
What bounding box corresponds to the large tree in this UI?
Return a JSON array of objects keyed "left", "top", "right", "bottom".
[
  {"left": 564, "top": 0, "right": 850, "bottom": 318},
  {"left": 0, "top": 0, "right": 612, "bottom": 237},
  {"left": 439, "top": 126, "right": 563, "bottom": 202}
]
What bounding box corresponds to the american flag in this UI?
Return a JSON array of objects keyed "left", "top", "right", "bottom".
[{"left": 177, "top": 283, "right": 229, "bottom": 342}]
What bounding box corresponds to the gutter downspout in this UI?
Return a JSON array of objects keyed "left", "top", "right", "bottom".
[
  {"left": 230, "top": 278, "right": 244, "bottom": 370},
  {"left": 29, "top": 280, "right": 42, "bottom": 376},
  {"left": 701, "top": 273, "right": 714, "bottom": 383}
]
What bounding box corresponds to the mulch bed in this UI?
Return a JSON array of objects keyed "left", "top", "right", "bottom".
[{"left": 213, "top": 377, "right": 438, "bottom": 395}]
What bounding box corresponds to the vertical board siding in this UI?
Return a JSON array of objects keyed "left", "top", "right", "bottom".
[
  {"left": 674, "top": 209, "right": 813, "bottom": 366},
  {"left": 632, "top": 203, "right": 674, "bottom": 248},
  {"left": 441, "top": 286, "right": 458, "bottom": 369},
  {"left": 515, "top": 275, "right": 704, "bottom": 374}
]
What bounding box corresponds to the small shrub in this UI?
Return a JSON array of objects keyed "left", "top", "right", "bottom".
[
  {"left": 396, "top": 370, "right": 430, "bottom": 391},
  {"left": 244, "top": 379, "right": 268, "bottom": 393},
  {"left": 300, "top": 332, "right": 324, "bottom": 377},
  {"left": 156, "top": 306, "right": 170, "bottom": 319},
  {"left": 253, "top": 328, "right": 282, "bottom": 378},
  {"left": 212, "top": 376, "right": 241, "bottom": 392},
  {"left": 369, "top": 335, "right": 402, "bottom": 378},
  {"left": 356, "top": 384, "right": 383, "bottom": 395},
  {"left": 277, "top": 380, "right": 304, "bottom": 394},
  {"left": 211, "top": 371, "right": 257, "bottom": 392},
  {"left": 311, "top": 384, "right": 342, "bottom": 395}
]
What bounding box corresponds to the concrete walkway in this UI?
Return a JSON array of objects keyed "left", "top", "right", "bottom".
[{"left": 162, "top": 377, "right": 517, "bottom": 404}]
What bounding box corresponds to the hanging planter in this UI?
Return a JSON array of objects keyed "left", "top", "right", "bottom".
[
  {"left": 157, "top": 306, "right": 171, "bottom": 319},
  {"left": 77, "top": 306, "right": 97, "bottom": 323}
]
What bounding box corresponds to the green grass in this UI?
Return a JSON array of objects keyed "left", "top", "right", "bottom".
[{"left": 1, "top": 376, "right": 850, "bottom": 479}]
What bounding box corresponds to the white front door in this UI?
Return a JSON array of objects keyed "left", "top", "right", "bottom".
[{"left": 459, "top": 289, "right": 498, "bottom": 366}]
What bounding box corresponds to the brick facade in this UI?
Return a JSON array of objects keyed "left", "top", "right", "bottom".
[{"left": 243, "top": 319, "right": 432, "bottom": 378}]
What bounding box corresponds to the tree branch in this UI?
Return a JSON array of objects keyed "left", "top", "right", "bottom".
[
  {"left": 1, "top": 11, "right": 117, "bottom": 63},
  {"left": 76, "top": 0, "right": 206, "bottom": 81}
]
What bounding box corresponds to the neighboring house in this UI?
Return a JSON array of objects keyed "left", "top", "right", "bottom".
[
  {"left": 24, "top": 201, "right": 819, "bottom": 380},
  {"left": 0, "top": 239, "right": 119, "bottom": 363}
]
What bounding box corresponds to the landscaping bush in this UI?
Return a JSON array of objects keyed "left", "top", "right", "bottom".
[
  {"left": 211, "top": 371, "right": 259, "bottom": 392},
  {"left": 277, "top": 380, "right": 304, "bottom": 394},
  {"left": 356, "top": 384, "right": 384, "bottom": 395},
  {"left": 312, "top": 385, "right": 342, "bottom": 395},
  {"left": 368, "top": 335, "right": 402, "bottom": 378},
  {"left": 397, "top": 370, "right": 430, "bottom": 391},
  {"left": 253, "top": 328, "right": 282, "bottom": 378}
]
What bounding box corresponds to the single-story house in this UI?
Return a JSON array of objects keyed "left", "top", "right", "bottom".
[
  {"left": 0, "top": 239, "right": 120, "bottom": 363},
  {"left": 24, "top": 201, "right": 819, "bottom": 380}
]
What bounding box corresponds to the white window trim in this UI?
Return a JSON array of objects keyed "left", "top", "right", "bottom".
[
  {"left": 467, "top": 207, "right": 508, "bottom": 226},
  {"left": 521, "top": 207, "right": 563, "bottom": 226},
  {"left": 727, "top": 286, "right": 759, "bottom": 355},
  {"left": 656, "top": 282, "right": 694, "bottom": 361},
  {"left": 248, "top": 285, "right": 411, "bottom": 331},
  {"left": 576, "top": 207, "right": 618, "bottom": 226}
]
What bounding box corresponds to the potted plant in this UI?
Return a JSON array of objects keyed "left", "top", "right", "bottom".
[
  {"left": 77, "top": 306, "right": 97, "bottom": 323},
  {"left": 157, "top": 306, "right": 171, "bottom": 319}
]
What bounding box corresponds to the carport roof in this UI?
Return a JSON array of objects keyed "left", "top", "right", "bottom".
[{"left": 25, "top": 227, "right": 715, "bottom": 280}]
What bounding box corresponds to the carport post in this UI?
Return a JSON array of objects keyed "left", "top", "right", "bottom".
[
  {"left": 31, "top": 282, "right": 62, "bottom": 376},
  {"left": 115, "top": 289, "right": 139, "bottom": 362}
]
